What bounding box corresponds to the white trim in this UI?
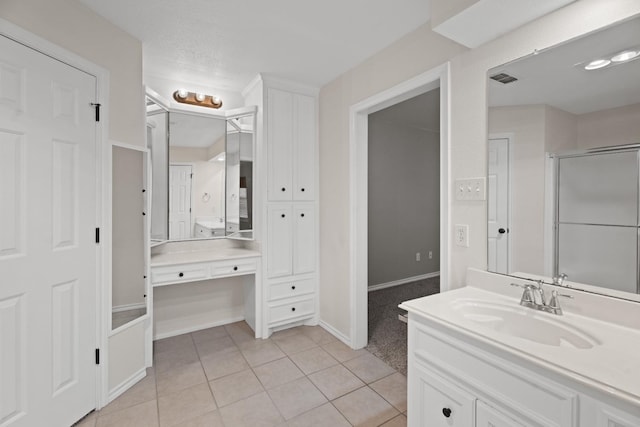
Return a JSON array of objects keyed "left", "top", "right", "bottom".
[
  {"left": 349, "top": 63, "right": 451, "bottom": 349},
  {"left": 111, "top": 303, "right": 147, "bottom": 313},
  {"left": 319, "top": 320, "right": 351, "bottom": 347},
  {"left": 543, "top": 153, "right": 556, "bottom": 277},
  {"left": 107, "top": 367, "right": 146, "bottom": 403},
  {"left": 368, "top": 272, "right": 440, "bottom": 292},
  {"left": 153, "top": 316, "right": 245, "bottom": 340},
  {"left": 0, "top": 17, "right": 111, "bottom": 409},
  {"left": 111, "top": 140, "right": 148, "bottom": 153}
]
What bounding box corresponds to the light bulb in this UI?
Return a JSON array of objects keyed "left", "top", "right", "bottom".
[
  {"left": 584, "top": 59, "right": 611, "bottom": 70},
  {"left": 176, "top": 89, "right": 188, "bottom": 99},
  {"left": 611, "top": 50, "right": 640, "bottom": 63},
  {"left": 211, "top": 96, "right": 221, "bottom": 105},
  {"left": 195, "top": 93, "right": 206, "bottom": 102}
]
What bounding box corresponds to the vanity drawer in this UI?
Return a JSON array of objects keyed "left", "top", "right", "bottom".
[
  {"left": 268, "top": 279, "right": 314, "bottom": 301},
  {"left": 268, "top": 297, "right": 315, "bottom": 325},
  {"left": 152, "top": 263, "right": 209, "bottom": 285},
  {"left": 210, "top": 259, "right": 257, "bottom": 278}
]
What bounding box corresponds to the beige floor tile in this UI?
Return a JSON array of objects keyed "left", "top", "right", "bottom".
[
  {"left": 322, "top": 340, "right": 368, "bottom": 362},
  {"left": 333, "top": 387, "right": 399, "bottom": 427},
  {"left": 195, "top": 335, "right": 238, "bottom": 358},
  {"left": 240, "top": 340, "right": 286, "bottom": 367},
  {"left": 219, "top": 391, "right": 284, "bottom": 427},
  {"left": 154, "top": 334, "right": 195, "bottom": 355},
  {"left": 156, "top": 361, "right": 207, "bottom": 396},
  {"left": 370, "top": 372, "right": 407, "bottom": 412},
  {"left": 179, "top": 410, "right": 225, "bottom": 427},
  {"left": 191, "top": 326, "right": 228, "bottom": 344},
  {"left": 154, "top": 345, "right": 200, "bottom": 374},
  {"left": 285, "top": 403, "right": 350, "bottom": 427},
  {"left": 267, "top": 377, "right": 328, "bottom": 420},
  {"left": 289, "top": 347, "right": 338, "bottom": 375},
  {"left": 270, "top": 326, "right": 304, "bottom": 339},
  {"left": 253, "top": 357, "right": 305, "bottom": 389},
  {"left": 200, "top": 348, "right": 249, "bottom": 380},
  {"left": 158, "top": 382, "right": 216, "bottom": 427},
  {"left": 299, "top": 326, "right": 338, "bottom": 345},
  {"left": 225, "top": 321, "right": 256, "bottom": 345},
  {"left": 273, "top": 333, "right": 318, "bottom": 355},
  {"left": 343, "top": 353, "right": 396, "bottom": 384},
  {"left": 380, "top": 414, "right": 407, "bottom": 427},
  {"left": 307, "top": 365, "right": 365, "bottom": 400},
  {"left": 209, "top": 369, "right": 264, "bottom": 407},
  {"left": 96, "top": 400, "right": 159, "bottom": 427},
  {"left": 99, "top": 374, "right": 157, "bottom": 415}
]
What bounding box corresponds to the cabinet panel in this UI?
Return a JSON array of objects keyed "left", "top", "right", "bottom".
[
  {"left": 152, "top": 263, "right": 209, "bottom": 286},
  {"left": 477, "top": 401, "right": 526, "bottom": 427},
  {"left": 267, "top": 88, "right": 294, "bottom": 201},
  {"left": 293, "top": 94, "right": 316, "bottom": 200},
  {"left": 293, "top": 206, "right": 316, "bottom": 275},
  {"left": 267, "top": 205, "right": 293, "bottom": 278},
  {"left": 267, "top": 296, "right": 315, "bottom": 325},
  {"left": 268, "top": 278, "right": 314, "bottom": 301},
  {"left": 412, "top": 362, "right": 475, "bottom": 427}
]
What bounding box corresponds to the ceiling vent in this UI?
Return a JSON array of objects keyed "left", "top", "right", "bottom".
[{"left": 490, "top": 72, "right": 518, "bottom": 84}]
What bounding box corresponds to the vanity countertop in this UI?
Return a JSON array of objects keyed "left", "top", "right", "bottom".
[
  {"left": 150, "top": 247, "right": 261, "bottom": 267},
  {"left": 400, "top": 285, "right": 640, "bottom": 408}
]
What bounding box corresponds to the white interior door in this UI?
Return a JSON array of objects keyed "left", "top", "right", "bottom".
[
  {"left": 0, "top": 35, "right": 97, "bottom": 426},
  {"left": 169, "top": 164, "right": 192, "bottom": 239},
  {"left": 488, "top": 138, "right": 509, "bottom": 273}
]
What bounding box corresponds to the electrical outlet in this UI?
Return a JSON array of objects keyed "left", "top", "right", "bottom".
[
  {"left": 428, "top": 251, "right": 433, "bottom": 259},
  {"left": 416, "top": 252, "right": 421, "bottom": 262},
  {"left": 455, "top": 224, "right": 469, "bottom": 247}
]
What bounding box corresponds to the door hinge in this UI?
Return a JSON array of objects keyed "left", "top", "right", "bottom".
[
  {"left": 95, "top": 349, "right": 100, "bottom": 365},
  {"left": 90, "top": 103, "right": 101, "bottom": 122},
  {"left": 95, "top": 227, "right": 100, "bottom": 244}
]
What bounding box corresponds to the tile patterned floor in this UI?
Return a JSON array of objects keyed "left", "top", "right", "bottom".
[{"left": 75, "top": 323, "right": 407, "bottom": 427}]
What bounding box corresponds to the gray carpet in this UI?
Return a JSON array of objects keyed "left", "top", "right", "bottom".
[{"left": 366, "top": 276, "right": 440, "bottom": 375}]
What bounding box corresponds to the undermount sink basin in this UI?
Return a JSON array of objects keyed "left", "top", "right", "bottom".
[{"left": 450, "top": 299, "right": 601, "bottom": 349}]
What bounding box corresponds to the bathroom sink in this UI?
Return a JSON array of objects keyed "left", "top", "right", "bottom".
[{"left": 450, "top": 299, "right": 601, "bottom": 349}]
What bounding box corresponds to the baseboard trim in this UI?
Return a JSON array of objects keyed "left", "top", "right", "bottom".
[
  {"left": 319, "top": 320, "right": 352, "bottom": 348},
  {"left": 153, "top": 316, "right": 245, "bottom": 341},
  {"left": 107, "top": 367, "right": 146, "bottom": 405},
  {"left": 368, "top": 272, "right": 440, "bottom": 292}
]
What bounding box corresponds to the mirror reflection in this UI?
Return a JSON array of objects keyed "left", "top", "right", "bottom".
[
  {"left": 146, "top": 98, "right": 169, "bottom": 241},
  {"left": 487, "top": 17, "right": 640, "bottom": 296},
  {"left": 169, "top": 112, "right": 227, "bottom": 240},
  {"left": 225, "top": 117, "right": 254, "bottom": 239}
]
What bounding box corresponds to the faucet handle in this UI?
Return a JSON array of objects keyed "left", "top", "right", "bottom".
[
  {"left": 511, "top": 283, "right": 535, "bottom": 304},
  {"left": 548, "top": 290, "right": 573, "bottom": 313}
]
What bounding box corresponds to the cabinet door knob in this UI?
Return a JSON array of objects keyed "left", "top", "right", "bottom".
[
  {"left": 291, "top": 307, "right": 296, "bottom": 312},
  {"left": 178, "top": 272, "right": 184, "bottom": 278},
  {"left": 442, "top": 408, "right": 452, "bottom": 418},
  {"left": 300, "top": 213, "right": 305, "bottom": 217},
  {"left": 281, "top": 187, "right": 286, "bottom": 192},
  {"left": 301, "top": 188, "right": 305, "bottom": 192},
  {"left": 281, "top": 214, "right": 286, "bottom": 218},
  {"left": 233, "top": 266, "right": 238, "bottom": 271},
  {"left": 291, "top": 285, "right": 296, "bottom": 290}
]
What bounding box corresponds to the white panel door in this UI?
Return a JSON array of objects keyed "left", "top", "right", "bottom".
[
  {"left": 476, "top": 400, "right": 526, "bottom": 426},
  {"left": 267, "top": 204, "right": 293, "bottom": 278},
  {"left": 267, "top": 88, "right": 293, "bottom": 201},
  {"left": 293, "top": 94, "right": 316, "bottom": 201},
  {"left": 0, "top": 35, "right": 97, "bottom": 426},
  {"left": 169, "top": 165, "right": 192, "bottom": 239},
  {"left": 293, "top": 205, "right": 315, "bottom": 275},
  {"left": 487, "top": 138, "right": 509, "bottom": 274}
]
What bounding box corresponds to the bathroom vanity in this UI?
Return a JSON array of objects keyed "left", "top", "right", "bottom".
[{"left": 401, "top": 268, "right": 640, "bottom": 426}]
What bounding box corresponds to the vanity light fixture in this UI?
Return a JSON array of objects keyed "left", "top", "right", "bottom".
[{"left": 172, "top": 90, "right": 223, "bottom": 109}]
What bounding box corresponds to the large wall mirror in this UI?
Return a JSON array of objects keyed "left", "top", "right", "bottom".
[
  {"left": 146, "top": 92, "right": 256, "bottom": 242},
  {"left": 487, "top": 16, "right": 640, "bottom": 299}
]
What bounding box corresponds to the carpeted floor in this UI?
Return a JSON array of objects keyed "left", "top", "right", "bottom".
[{"left": 366, "top": 276, "right": 440, "bottom": 375}]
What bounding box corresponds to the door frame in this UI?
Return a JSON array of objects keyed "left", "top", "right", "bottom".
[
  {"left": 487, "top": 133, "right": 513, "bottom": 274},
  {"left": 348, "top": 63, "right": 451, "bottom": 349},
  {"left": 0, "top": 18, "right": 110, "bottom": 408}
]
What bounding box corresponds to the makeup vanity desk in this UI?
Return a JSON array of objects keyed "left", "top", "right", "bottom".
[{"left": 150, "top": 240, "right": 262, "bottom": 338}]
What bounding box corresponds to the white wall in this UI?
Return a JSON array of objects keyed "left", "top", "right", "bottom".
[
  {"left": 1, "top": 0, "right": 144, "bottom": 147},
  {"left": 577, "top": 103, "right": 640, "bottom": 149},
  {"left": 319, "top": 0, "right": 640, "bottom": 340}
]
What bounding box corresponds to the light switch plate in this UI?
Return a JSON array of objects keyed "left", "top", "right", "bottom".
[{"left": 455, "top": 177, "right": 486, "bottom": 201}]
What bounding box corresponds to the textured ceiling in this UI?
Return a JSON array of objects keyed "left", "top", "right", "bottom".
[{"left": 80, "top": 0, "right": 431, "bottom": 93}]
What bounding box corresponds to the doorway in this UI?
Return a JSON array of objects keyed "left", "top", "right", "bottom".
[{"left": 349, "top": 64, "right": 451, "bottom": 350}]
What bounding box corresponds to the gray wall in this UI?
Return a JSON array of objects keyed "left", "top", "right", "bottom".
[{"left": 368, "top": 89, "right": 440, "bottom": 287}]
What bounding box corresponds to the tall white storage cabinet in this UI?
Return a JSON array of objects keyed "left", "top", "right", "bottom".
[{"left": 244, "top": 76, "right": 319, "bottom": 337}]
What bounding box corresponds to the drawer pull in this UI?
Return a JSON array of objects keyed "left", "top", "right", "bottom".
[
  {"left": 178, "top": 272, "right": 184, "bottom": 278},
  {"left": 281, "top": 187, "right": 286, "bottom": 192},
  {"left": 291, "top": 307, "right": 296, "bottom": 312},
  {"left": 301, "top": 188, "right": 305, "bottom": 192},
  {"left": 291, "top": 285, "right": 296, "bottom": 290},
  {"left": 442, "top": 408, "right": 451, "bottom": 418},
  {"left": 281, "top": 214, "right": 286, "bottom": 218},
  {"left": 233, "top": 266, "right": 238, "bottom": 271},
  {"left": 300, "top": 213, "right": 305, "bottom": 217}
]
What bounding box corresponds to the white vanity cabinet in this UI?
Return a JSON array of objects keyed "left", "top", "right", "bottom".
[{"left": 266, "top": 203, "right": 316, "bottom": 278}]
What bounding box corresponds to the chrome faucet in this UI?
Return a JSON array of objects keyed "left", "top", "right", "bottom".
[
  {"left": 511, "top": 281, "right": 572, "bottom": 315},
  {"left": 553, "top": 273, "right": 568, "bottom": 287}
]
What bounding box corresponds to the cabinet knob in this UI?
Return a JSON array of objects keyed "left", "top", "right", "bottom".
[
  {"left": 442, "top": 408, "right": 452, "bottom": 418},
  {"left": 291, "top": 307, "right": 296, "bottom": 312},
  {"left": 300, "top": 213, "right": 305, "bottom": 217},
  {"left": 178, "top": 272, "right": 184, "bottom": 278},
  {"left": 281, "top": 214, "right": 286, "bottom": 218},
  {"left": 291, "top": 285, "right": 296, "bottom": 290},
  {"left": 301, "top": 188, "right": 305, "bottom": 192},
  {"left": 233, "top": 266, "right": 238, "bottom": 271},
  {"left": 281, "top": 187, "right": 286, "bottom": 192}
]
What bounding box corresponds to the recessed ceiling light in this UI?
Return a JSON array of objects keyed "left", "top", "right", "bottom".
[
  {"left": 611, "top": 50, "right": 640, "bottom": 63},
  {"left": 584, "top": 59, "right": 611, "bottom": 70}
]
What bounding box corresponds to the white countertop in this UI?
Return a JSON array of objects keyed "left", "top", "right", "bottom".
[
  {"left": 151, "top": 247, "right": 260, "bottom": 267},
  {"left": 400, "top": 285, "right": 640, "bottom": 408}
]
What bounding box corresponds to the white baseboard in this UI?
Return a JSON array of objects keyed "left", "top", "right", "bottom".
[
  {"left": 368, "top": 271, "right": 440, "bottom": 292},
  {"left": 112, "top": 303, "right": 146, "bottom": 313},
  {"left": 319, "top": 320, "right": 352, "bottom": 348},
  {"left": 107, "top": 367, "right": 146, "bottom": 405},
  {"left": 153, "top": 316, "right": 245, "bottom": 340}
]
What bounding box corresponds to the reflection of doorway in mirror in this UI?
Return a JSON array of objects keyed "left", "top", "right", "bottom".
[
  {"left": 169, "top": 164, "right": 193, "bottom": 239},
  {"left": 488, "top": 137, "right": 510, "bottom": 274}
]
